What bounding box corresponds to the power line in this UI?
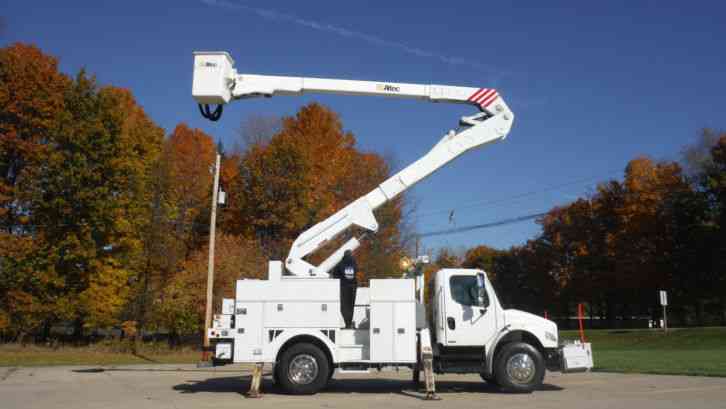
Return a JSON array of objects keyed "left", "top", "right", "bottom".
[
  {"left": 419, "top": 211, "right": 547, "bottom": 238},
  {"left": 416, "top": 169, "right": 623, "bottom": 218}
]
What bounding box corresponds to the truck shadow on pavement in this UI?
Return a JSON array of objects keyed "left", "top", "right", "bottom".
[{"left": 172, "top": 375, "right": 563, "bottom": 399}]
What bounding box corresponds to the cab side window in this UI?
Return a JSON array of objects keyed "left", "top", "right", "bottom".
[{"left": 450, "top": 275, "right": 478, "bottom": 306}]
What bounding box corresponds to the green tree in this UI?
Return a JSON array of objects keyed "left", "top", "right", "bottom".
[{"left": 29, "top": 73, "right": 163, "bottom": 333}]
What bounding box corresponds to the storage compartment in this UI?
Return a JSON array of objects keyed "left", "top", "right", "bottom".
[
  {"left": 369, "top": 279, "right": 416, "bottom": 363},
  {"left": 263, "top": 301, "right": 341, "bottom": 328},
  {"left": 370, "top": 279, "right": 415, "bottom": 302},
  {"left": 393, "top": 302, "right": 415, "bottom": 361},
  {"left": 233, "top": 302, "right": 263, "bottom": 362},
  {"left": 370, "top": 302, "right": 394, "bottom": 362}
]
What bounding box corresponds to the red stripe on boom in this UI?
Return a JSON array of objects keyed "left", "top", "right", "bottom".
[
  {"left": 468, "top": 88, "right": 499, "bottom": 108},
  {"left": 480, "top": 92, "right": 499, "bottom": 107},
  {"left": 474, "top": 89, "right": 496, "bottom": 104},
  {"left": 468, "top": 88, "right": 487, "bottom": 101}
]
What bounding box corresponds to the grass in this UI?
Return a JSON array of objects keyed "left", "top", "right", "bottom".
[
  {"left": 0, "top": 341, "right": 200, "bottom": 367},
  {"left": 561, "top": 327, "right": 726, "bottom": 377},
  {"left": 2, "top": 327, "right": 725, "bottom": 376}
]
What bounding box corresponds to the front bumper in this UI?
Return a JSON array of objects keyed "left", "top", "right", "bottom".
[{"left": 546, "top": 342, "right": 594, "bottom": 373}]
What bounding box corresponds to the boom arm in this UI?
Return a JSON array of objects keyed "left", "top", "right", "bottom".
[{"left": 192, "top": 51, "right": 515, "bottom": 277}]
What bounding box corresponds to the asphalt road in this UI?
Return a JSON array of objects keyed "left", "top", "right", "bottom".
[{"left": 2, "top": 364, "right": 726, "bottom": 409}]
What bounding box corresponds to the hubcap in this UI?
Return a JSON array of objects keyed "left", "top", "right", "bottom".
[
  {"left": 505, "top": 352, "right": 535, "bottom": 384},
  {"left": 288, "top": 354, "right": 319, "bottom": 385}
]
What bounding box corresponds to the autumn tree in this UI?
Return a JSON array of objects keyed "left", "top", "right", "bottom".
[
  {"left": 434, "top": 247, "right": 461, "bottom": 268},
  {"left": 0, "top": 43, "right": 70, "bottom": 338},
  {"left": 155, "top": 124, "right": 216, "bottom": 265},
  {"left": 462, "top": 245, "right": 501, "bottom": 280},
  {"left": 227, "top": 103, "right": 405, "bottom": 277},
  {"left": 154, "top": 234, "right": 265, "bottom": 339},
  {"left": 700, "top": 132, "right": 726, "bottom": 323},
  {"left": 24, "top": 73, "right": 164, "bottom": 334}
]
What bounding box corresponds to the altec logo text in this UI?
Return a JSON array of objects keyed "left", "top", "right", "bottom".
[{"left": 377, "top": 84, "right": 400, "bottom": 92}]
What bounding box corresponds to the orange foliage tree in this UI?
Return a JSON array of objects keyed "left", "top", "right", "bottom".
[
  {"left": 154, "top": 234, "right": 265, "bottom": 338},
  {"left": 225, "top": 103, "right": 405, "bottom": 279},
  {"left": 0, "top": 44, "right": 70, "bottom": 337}
]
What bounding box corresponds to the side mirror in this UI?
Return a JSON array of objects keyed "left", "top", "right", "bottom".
[{"left": 478, "top": 288, "right": 487, "bottom": 307}]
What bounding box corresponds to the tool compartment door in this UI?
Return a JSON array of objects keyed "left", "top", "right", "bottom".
[
  {"left": 393, "top": 302, "right": 415, "bottom": 362},
  {"left": 370, "top": 302, "right": 394, "bottom": 362},
  {"left": 233, "top": 302, "right": 263, "bottom": 362},
  {"left": 369, "top": 279, "right": 416, "bottom": 363}
]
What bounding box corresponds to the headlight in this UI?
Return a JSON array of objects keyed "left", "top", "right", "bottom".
[{"left": 545, "top": 331, "right": 557, "bottom": 343}]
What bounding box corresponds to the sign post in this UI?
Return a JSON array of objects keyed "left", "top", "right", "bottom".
[{"left": 659, "top": 290, "right": 668, "bottom": 333}]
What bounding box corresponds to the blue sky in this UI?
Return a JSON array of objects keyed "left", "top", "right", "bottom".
[{"left": 3, "top": 1, "right": 725, "bottom": 253}]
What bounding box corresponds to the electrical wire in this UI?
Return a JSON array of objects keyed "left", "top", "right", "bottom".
[
  {"left": 419, "top": 211, "right": 548, "bottom": 238},
  {"left": 415, "top": 169, "right": 623, "bottom": 218}
]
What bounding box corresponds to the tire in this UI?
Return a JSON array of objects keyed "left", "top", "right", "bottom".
[
  {"left": 272, "top": 365, "right": 279, "bottom": 385},
  {"left": 479, "top": 373, "right": 498, "bottom": 385},
  {"left": 275, "top": 343, "right": 330, "bottom": 395},
  {"left": 412, "top": 334, "right": 421, "bottom": 386},
  {"left": 493, "top": 342, "right": 545, "bottom": 393}
]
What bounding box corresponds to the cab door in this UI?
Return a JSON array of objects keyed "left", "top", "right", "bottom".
[{"left": 443, "top": 271, "right": 498, "bottom": 347}]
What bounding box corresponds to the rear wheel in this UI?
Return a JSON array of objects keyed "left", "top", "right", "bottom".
[
  {"left": 494, "top": 342, "right": 545, "bottom": 393},
  {"left": 412, "top": 334, "right": 421, "bottom": 386},
  {"left": 276, "top": 343, "right": 330, "bottom": 395}
]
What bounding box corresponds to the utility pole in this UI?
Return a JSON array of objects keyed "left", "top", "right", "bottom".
[
  {"left": 659, "top": 290, "right": 668, "bottom": 333},
  {"left": 202, "top": 153, "right": 221, "bottom": 360}
]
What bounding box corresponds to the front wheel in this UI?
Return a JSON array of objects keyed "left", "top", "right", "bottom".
[
  {"left": 479, "top": 373, "right": 498, "bottom": 385},
  {"left": 494, "top": 342, "right": 545, "bottom": 393},
  {"left": 276, "top": 343, "right": 331, "bottom": 395}
]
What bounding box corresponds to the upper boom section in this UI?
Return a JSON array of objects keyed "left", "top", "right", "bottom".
[
  {"left": 192, "top": 51, "right": 502, "bottom": 116},
  {"left": 192, "top": 51, "right": 514, "bottom": 277}
]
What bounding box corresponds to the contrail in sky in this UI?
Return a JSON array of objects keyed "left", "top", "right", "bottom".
[{"left": 200, "top": 0, "right": 500, "bottom": 74}]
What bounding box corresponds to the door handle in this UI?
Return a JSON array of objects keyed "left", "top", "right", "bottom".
[{"left": 447, "top": 317, "right": 456, "bottom": 330}]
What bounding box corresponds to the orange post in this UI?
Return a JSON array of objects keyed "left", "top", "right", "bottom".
[{"left": 577, "top": 303, "right": 586, "bottom": 343}]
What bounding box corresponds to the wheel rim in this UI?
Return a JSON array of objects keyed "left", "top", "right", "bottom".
[
  {"left": 505, "top": 352, "right": 536, "bottom": 384},
  {"left": 288, "top": 354, "right": 319, "bottom": 385}
]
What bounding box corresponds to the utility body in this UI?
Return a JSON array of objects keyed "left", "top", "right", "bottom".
[{"left": 193, "top": 51, "right": 593, "bottom": 395}]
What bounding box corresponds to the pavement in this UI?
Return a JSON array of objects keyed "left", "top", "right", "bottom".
[{"left": 2, "top": 364, "right": 726, "bottom": 409}]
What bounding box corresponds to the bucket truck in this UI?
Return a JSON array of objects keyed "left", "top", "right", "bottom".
[{"left": 193, "top": 51, "right": 593, "bottom": 397}]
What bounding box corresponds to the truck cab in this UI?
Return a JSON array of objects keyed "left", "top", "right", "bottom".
[{"left": 431, "top": 269, "right": 575, "bottom": 391}]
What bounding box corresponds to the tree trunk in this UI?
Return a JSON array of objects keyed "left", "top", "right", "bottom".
[
  {"left": 72, "top": 317, "right": 84, "bottom": 345},
  {"left": 606, "top": 291, "right": 617, "bottom": 329},
  {"left": 695, "top": 300, "right": 705, "bottom": 326}
]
